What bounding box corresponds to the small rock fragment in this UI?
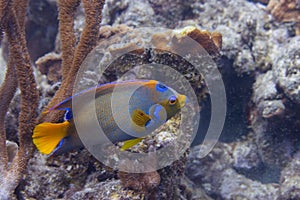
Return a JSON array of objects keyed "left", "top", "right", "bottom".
[{"left": 36, "top": 52, "right": 62, "bottom": 83}]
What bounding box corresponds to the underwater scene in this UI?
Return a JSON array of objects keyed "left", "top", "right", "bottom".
[{"left": 0, "top": 0, "right": 299, "bottom": 199}]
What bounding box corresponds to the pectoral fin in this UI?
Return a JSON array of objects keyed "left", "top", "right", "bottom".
[
  {"left": 131, "top": 109, "right": 151, "bottom": 127},
  {"left": 149, "top": 104, "right": 167, "bottom": 122},
  {"left": 121, "top": 138, "right": 143, "bottom": 151}
]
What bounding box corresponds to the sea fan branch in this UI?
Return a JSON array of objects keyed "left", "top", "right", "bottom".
[
  {"left": 0, "top": 0, "right": 38, "bottom": 198},
  {"left": 41, "top": 0, "right": 105, "bottom": 123}
]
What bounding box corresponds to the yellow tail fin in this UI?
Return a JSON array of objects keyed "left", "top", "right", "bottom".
[
  {"left": 32, "top": 121, "right": 69, "bottom": 154},
  {"left": 121, "top": 137, "right": 143, "bottom": 151}
]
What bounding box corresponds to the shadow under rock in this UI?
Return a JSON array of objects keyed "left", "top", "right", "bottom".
[{"left": 192, "top": 57, "right": 254, "bottom": 146}]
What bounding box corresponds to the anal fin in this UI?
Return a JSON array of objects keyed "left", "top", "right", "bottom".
[{"left": 121, "top": 138, "right": 143, "bottom": 151}]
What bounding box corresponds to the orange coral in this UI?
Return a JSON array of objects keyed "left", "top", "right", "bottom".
[
  {"left": 152, "top": 26, "right": 222, "bottom": 57},
  {"left": 184, "top": 28, "right": 222, "bottom": 56},
  {"left": 267, "top": 0, "right": 300, "bottom": 35}
]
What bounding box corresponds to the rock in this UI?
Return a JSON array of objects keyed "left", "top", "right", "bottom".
[
  {"left": 3, "top": 0, "right": 300, "bottom": 199},
  {"left": 0, "top": 47, "right": 6, "bottom": 85},
  {"left": 186, "top": 142, "right": 281, "bottom": 200},
  {"left": 267, "top": 0, "right": 300, "bottom": 23},
  {"left": 5, "top": 140, "right": 18, "bottom": 164},
  {"left": 26, "top": 0, "right": 59, "bottom": 61},
  {"left": 67, "top": 179, "right": 143, "bottom": 200},
  {"left": 280, "top": 151, "right": 300, "bottom": 199},
  {"left": 273, "top": 36, "right": 300, "bottom": 105},
  {"left": 36, "top": 52, "right": 62, "bottom": 83},
  {"left": 19, "top": 153, "right": 70, "bottom": 199},
  {"left": 220, "top": 168, "right": 279, "bottom": 200}
]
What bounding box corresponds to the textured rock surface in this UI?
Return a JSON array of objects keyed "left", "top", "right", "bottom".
[
  {"left": 26, "top": 0, "right": 58, "bottom": 61},
  {"left": 0, "top": 47, "right": 5, "bottom": 85},
  {"left": 1, "top": 0, "right": 300, "bottom": 199},
  {"left": 186, "top": 142, "right": 280, "bottom": 199},
  {"left": 272, "top": 36, "right": 300, "bottom": 104},
  {"left": 102, "top": 0, "right": 197, "bottom": 28},
  {"left": 280, "top": 151, "right": 300, "bottom": 199}
]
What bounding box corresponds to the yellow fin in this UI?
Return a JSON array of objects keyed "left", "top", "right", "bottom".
[
  {"left": 121, "top": 138, "right": 143, "bottom": 151},
  {"left": 32, "top": 121, "right": 69, "bottom": 155},
  {"left": 131, "top": 109, "right": 151, "bottom": 127},
  {"left": 41, "top": 110, "right": 50, "bottom": 115}
]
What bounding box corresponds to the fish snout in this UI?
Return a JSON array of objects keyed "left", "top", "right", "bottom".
[{"left": 178, "top": 94, "right": 188, "bottom": 108}]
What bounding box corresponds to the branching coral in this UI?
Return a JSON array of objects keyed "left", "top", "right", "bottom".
[
  {"left": 40, "top": 0, "right": 105, "bottom": 123},
  {"left": 0, "top": 0, "right": 105, "bottom": 198},
  {"left": 1, "top": 0, "right": 225, "bottom": 198},
  {"left": 0, "top": 0, "right": 39, "bottom": 199}
]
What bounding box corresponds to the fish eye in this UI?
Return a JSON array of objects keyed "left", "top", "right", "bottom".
[
  {"left": 168, "top": 96, "right": 177, "bottom": 105},
  {"left": 156, "top": 83, "right": 168, "bottom": 92}
]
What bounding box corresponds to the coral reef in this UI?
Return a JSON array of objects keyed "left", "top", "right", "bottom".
[
  {"left": 1, "top": 0, "right": 300, "bottom": 199},
  {"left": 102, "top": 0, "right": 197, "bottom": 28},
  {"left": 280, "top": 151, "right": 300, "bottom": 199},
  {"left": 186, "top": 141, "right": 280, "bottom": 199}
]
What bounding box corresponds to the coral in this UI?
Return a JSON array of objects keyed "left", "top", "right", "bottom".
[
  {"left": 0, "top": 48, "right": 5, "bottom": 85},
  {"left": 250, "top": 36, "right": 300, "bottom": 173},
  {"left": 117, "top": 157, "right": 161, "bottom": 195},
  {"left": 186, "top": 142, "right": 280, "bottom": 199},
  {"left": 19, "top": 149, "right": 111, "bottom": 199},
  {"left": 252, "top": 71, "right": 285, "bottom": 120},
  {"left": 153, "top": 153, "right": 189, "bottom": 200},
  {"left": 267, "top": 0, "right": 300, "bottom": 35},
  {"left": 0, "top": 0, "right": 106, "bottom": 198},
  {"left": 118, "top": 170, "right": 161, "bottom": 195},
  {"left": 67, "top": 179, "right": 144, "bottom": 200},
  {"left": 253, "top": 0, "right": 270, "bottom": 4},
  {"left": 20, "top": 154, "right": 71, "bottom": 199},
  {"left": 179, "top": 175, "right": 213, "bottom": 200},
  {"left": 5, "top": 140, "right": 18, "bottom": 165},
  {"left": 280, "top": 151, "right": 300, "bottom": 199},
  {"left": 102, "top": 0, "right": 197, "bottom": 28},
  {"left": 39, "top": 0, "right": 105, "bottom": 123},
  {"left": 2, "top": 0, "right": 300, "bottom": 199},
  {"left": 102, "top": 0, "right": 156, "bottom": 27},
  {"left": 272, "top": 36, "right": 300, "bottom": 105},
  {"left": 267, "top": 0, "right": 300, "bottom": 22},
  {"left": 0, "top": 0, "right": 39, "bottom": 198},
  {"left": 171, "top": 26, "right": 222, "bottom": 57},
  {"left": 148, "top": 0, "right": 196, "bottom": 28},
  {"left": 219, "top": 168, "right": 279, "bottom": 199},
  {"left": 36, "top": 52, "right": 62, "bottom": 83},
  {"left": 63, "top": 20, "right": 219, "bottom": 199}
]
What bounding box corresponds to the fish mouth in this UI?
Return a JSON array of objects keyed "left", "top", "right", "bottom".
[{"left": 178, "top": 94, "right": 188, "bottom": 108}]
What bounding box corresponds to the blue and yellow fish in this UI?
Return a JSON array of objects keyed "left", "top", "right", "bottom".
[{"left": 32, "top": 80, "right": 188, "bottom": 155}]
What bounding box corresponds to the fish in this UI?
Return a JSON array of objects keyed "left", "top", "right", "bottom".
[{"left": 32, "top": 80, "right": 188, "bottom": 156}]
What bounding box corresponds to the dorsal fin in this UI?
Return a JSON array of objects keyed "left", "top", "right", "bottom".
[{"left": 46, "top": 80, "right": 158, "bottom": 112}]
